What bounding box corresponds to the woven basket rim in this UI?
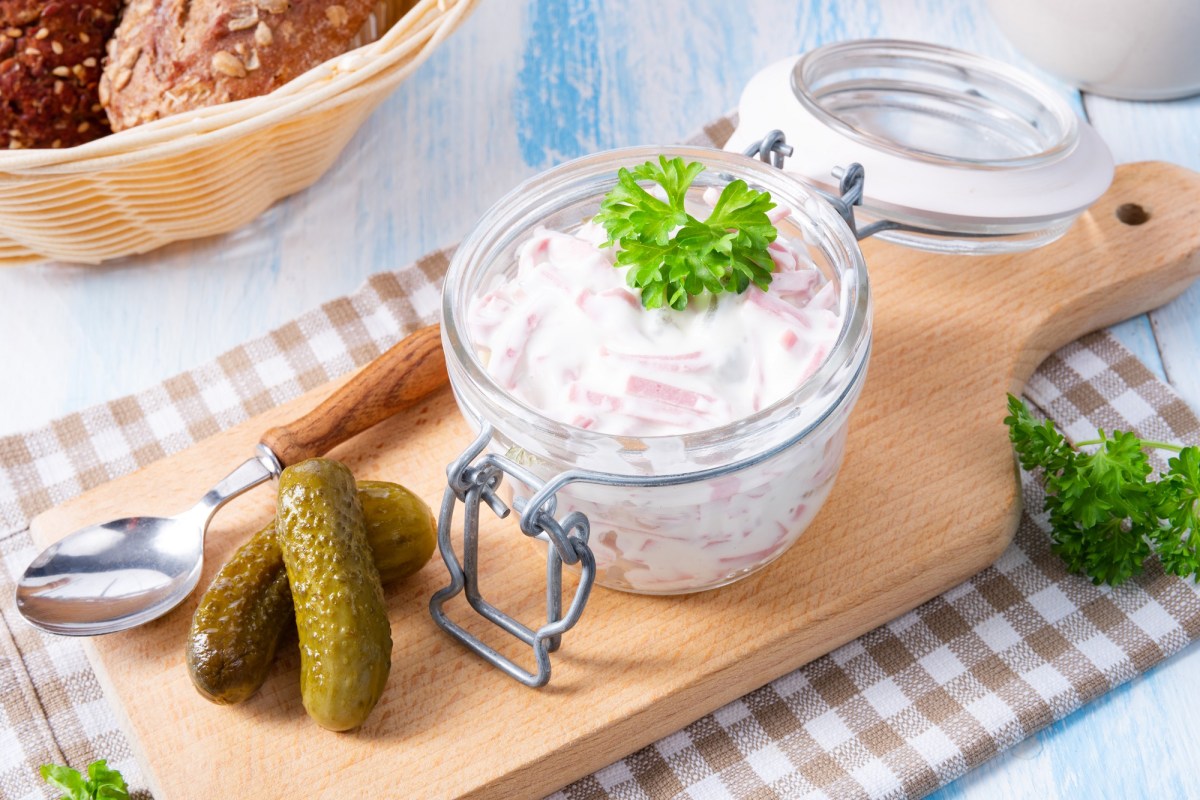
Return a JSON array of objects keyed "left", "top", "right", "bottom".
[{"left": 0, "top": 0, "right": 475, "bottom": 176}]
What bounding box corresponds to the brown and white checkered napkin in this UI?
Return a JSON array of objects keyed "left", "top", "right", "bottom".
[{"left": 3, "top": 118, "right": 1200, "bottom": 800}]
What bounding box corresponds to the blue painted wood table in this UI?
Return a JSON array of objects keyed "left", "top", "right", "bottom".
[{"left": 1, "top": 1, "right": 1197, "bottom": 797}]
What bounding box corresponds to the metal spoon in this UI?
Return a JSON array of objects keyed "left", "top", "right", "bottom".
[{"left": 16, "top": 324, "right": 447, "bottom": 636}]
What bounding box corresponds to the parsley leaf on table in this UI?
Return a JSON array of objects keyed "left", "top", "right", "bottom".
[
  {"left": 1004, "top": 394, "right": 1200, "bottom": 585},
  {"left": 594, "top": 155, "right": 778, "bottom": 310},
  {"left": 39, "top": 760, "right": 129, "bottom": 800}
]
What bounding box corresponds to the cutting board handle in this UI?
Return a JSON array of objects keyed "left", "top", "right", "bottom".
[
  {"left": 859, "top": 161, "right": 1200, "bottom": 393},
  {"left": 1009, "top": 161, "right": 1200, "bottom": 384},
  {"left": 260, "top": 323, "right": 448, "bottom": 466}
]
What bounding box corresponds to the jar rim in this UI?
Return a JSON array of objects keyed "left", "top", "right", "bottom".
[
  {"left": 792, "top": 39, "right": 1081, "bottom": 170},
  {"left": 440, "top": 144, "right": 872, "bottom": 477}
]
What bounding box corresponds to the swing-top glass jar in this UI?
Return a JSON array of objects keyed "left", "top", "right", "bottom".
[{"left": 431, "top": 41, "right": 1115, "bottom": 686}]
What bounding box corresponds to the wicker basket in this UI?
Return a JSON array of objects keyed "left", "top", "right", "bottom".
[{"left": 0, "top": 0, "right": 476, "bottom": 266}]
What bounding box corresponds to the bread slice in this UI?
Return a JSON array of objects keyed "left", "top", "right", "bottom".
[
  {"left": 101, "top": 0, "right": 380, "bottom": 131},
  {"left": 0, "top": 0, "right": 122, "bottom": 148}
]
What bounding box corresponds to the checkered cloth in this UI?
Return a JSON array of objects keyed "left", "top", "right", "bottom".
[{"left": 3, "top": 118, "right": 1199, "bottom": 800}]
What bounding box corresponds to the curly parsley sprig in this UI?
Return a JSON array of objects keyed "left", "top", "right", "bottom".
[
  {"left": 593, "top": 155, "right": 779, "bottom": 310},
  {"left": 40, "top": 760, "right": 129, "bottom": 800},
  {"left": 1005, "top": 394, "right": 1200, "bottom": 585}
]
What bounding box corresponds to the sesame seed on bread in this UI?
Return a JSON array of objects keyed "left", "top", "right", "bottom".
[
  {"left": 101, "top": 0, "right": 386, "bottom": 131},
  {"left": 0, "top": 0, "right": 121, "bottom": 149}
]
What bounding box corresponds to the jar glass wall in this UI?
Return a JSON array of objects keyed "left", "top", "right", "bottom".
[{"left": 441, "top": 145, "right": 871, "bottom": 593}]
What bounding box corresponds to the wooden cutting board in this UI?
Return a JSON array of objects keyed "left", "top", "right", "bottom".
[{"left": 30, "top": 162, "right": 1200, "bottom": 800}]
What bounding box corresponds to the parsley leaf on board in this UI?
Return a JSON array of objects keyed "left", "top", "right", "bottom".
[
  {"left": 1004, "top": 394, "right": 1200, "bottom": 585},
  {"left": 39, "top": 760, "right": 129, "bottom": 800},
  {"left": 593, "top": 155, "right": 778, "bottom": 310}
]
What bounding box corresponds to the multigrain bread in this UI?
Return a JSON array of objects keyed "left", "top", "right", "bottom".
[
  {"left": 0, "top": 0, "right": 122, "bottom": 148},
  {"left": 101, "top": 0, "right": 380, "bottom": 131}
]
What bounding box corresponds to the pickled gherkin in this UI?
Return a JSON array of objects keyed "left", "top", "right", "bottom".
[
  {"left": 186, "top": 477, "right": 435, "bottom": 709},
  {"left": 278, "top": 458, "right": 392, "bottom": 731},
  {"left": 358, "top": 480, "right": 437, "bottom": 584},
  {"left": 186, "top": 519, "right": 292, "bottom": 705}
]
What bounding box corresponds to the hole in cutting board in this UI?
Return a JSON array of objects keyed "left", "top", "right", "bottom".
[{"left": 1116, "top": 203, "right": 1150, "bottom": 225}]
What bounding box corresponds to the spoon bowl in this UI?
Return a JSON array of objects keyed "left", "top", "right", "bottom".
[
  {"left": 16, "top": 514, "right": 207, "bottom": 635},
  {"left": 15, "top": 450, "right": 280, "bottom": 636}
]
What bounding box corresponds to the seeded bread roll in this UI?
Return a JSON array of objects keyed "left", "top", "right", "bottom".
[
  {"left": 0, "top": 0, "right": 122, "bottom": 149},
  {"left": 101, "top": 0, "right": 379, "bottom": 131}
]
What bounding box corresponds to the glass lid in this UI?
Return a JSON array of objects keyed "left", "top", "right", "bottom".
[{"left": 727, "top": 40, "right": 1114, "bottom": 254}]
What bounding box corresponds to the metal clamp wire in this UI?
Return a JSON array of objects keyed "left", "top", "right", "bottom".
[
  {"left": 430, "top": 423, "right": 595, "bottom": 687},
  {"left": 743, "top": 128, "right": 794, "bottom": 168}
]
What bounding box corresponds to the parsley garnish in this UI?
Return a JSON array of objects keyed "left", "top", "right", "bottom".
[
  {"left": 39, "top": 760, "right": 129, "bottom": 800},
  {"left": 593, "top": 156, "right": 779, "bottom": 310},
  {"left": 1005, "top": 394, "right": 1200, "bottom": 585}
]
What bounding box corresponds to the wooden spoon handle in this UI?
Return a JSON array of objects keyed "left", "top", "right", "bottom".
[{"left": 260, "top": 323, "right": 447, "bottom": 466}]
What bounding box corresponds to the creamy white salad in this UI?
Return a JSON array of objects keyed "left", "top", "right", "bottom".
[
  {"left": 469, "top": 197, "right": 840, "bottom": 436},
  {"left": 467, "top": 192, "right": 848, "bottom": 593}
]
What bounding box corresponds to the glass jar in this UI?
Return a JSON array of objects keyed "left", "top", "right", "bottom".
[{"left": 440, "top": 145, "right": 871, "bottom": 595}]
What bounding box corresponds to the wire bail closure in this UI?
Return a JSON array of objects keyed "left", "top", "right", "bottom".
[
  {"left": 429, "top": 424, "right": 596, "bottom": 688},
  {"left": 743, "top": 129, "right": 1017, "bottom": 243},
  {"left": 743, "top": 129, "right": 877, "bottom": 239},
  {"left": 744, "top": 128, "right": 1036, "bottom": 244}
]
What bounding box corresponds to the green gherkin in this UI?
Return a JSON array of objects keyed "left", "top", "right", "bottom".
[
  {"left": 358, "top": 481, "right": 438, "bottom": 584},
  {"left": 185, "top": 480, "right": 436, "bottom": 707},
  {"left": 187, "top": 519, "right": 293, "bottom": 705},
  {"left": 277, "top": 459, "right": 393, "bottom": 731}
]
